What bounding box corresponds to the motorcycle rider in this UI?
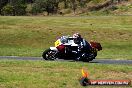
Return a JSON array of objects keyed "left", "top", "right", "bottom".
[{"left": 72, "top": 33, "right": 92, "bottom": 61}]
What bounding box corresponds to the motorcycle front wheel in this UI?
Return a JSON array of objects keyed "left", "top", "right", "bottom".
[{"left": 42, "top": 48, "right": 57, "bottom": 60}]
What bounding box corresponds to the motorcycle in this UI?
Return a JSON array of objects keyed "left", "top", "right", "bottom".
[{"left": 42, "top": 36, "right": 102, "bottom": 62}]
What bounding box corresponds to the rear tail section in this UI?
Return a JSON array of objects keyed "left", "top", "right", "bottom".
[{"left": 90, "top": 41, "right": 102, "bottom": 51}]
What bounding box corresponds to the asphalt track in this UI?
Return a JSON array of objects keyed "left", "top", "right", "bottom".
[{"left": 0, "top": 56, "right": 132, "bottom": 65}]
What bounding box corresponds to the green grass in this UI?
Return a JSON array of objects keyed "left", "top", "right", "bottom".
[
  {"left": 0, "top": 60, "right": 131, "bottom": 88},
  {"left": 0, "top": 16, "right": 132, "bottom": 59}
]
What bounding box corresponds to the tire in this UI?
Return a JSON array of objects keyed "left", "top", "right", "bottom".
[
  {"left": 82, "top": 52, "right": 97, "bottom": 62},
  {"left": 82, "top": 59, "right": 90, "bottom": 62},
  {"left": 94, "top": 52, "right": 97, "bottom": 57},
  {"left": 42, "top": 48, "right": 57, "bottom": 60},
  {"left": 88, "top": 52, "right": 97, "bottom": 61}
]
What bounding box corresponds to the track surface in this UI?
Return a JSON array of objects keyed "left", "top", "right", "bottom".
[{"left": 0, "top": 56, "right": 132, "bottom": 64}]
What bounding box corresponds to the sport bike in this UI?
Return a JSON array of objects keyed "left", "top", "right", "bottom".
[{"left": 42, "top": 37, "right": 102, "bottom": 62}]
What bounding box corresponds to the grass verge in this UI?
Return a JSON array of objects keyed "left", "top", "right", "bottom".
[
  {"left": 0, "top": 60, "right": 132, "bottom": 88},
  {"left": 0, "top": 16, "right": 132, "bottom": 59}
]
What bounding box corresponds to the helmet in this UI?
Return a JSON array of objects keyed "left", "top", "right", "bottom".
[
  {"left": 60, "top": 36, "right": 68, "bottom": 44},
  {"left": 73, "top": 33, "right": 81, "bottom": 39}
]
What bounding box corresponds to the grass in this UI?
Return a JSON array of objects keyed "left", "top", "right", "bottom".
[
  {"left": 0, "top": 60, "right": 131, "bottom": 88},
  {"left": 0, "top": 16, "right": 132, "bottom": 59}
]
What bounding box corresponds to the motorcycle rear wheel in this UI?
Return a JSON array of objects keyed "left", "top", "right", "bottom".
[{"left": 82, "top": 52, "right": 97, "bottom": 62}]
